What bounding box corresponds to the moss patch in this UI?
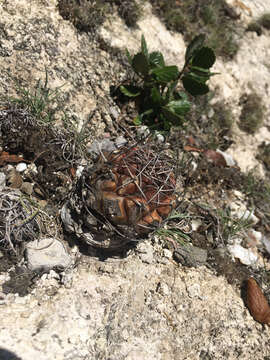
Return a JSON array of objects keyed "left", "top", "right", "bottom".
[
  {"left": 257, "top": 142, "right": 270, "bottom": 170},
  {"left": 246, "top": 21, "right": 263, "bottom": 36},
  {"left": 58, "top": 0, "right": 110, "bottom": 33},
  {"left": 238, "top": 93, "right": 265, "bottom": 134},
  {"left": 180, "top": 94, "right": 235, "bottom": 150},
  {"left": 111, "top": 0, "right": 142, "bottom": 27},
  {"left": 246, "top": 12, "right": 270, "bottom": 35},
  {"left": 58, "top": 0, "right": 142, "bottom": 33},
  {"left": 149, "top": 0, "right": 242, "bottom": 59},
  {"left": 259, "top": 13, "right": 270, "bottom": 30}
]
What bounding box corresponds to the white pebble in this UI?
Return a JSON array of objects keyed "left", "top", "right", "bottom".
[
  {"left": 156, "top": 133, "right": 165, "bottom": 143},
  {"left": 16, "top": 162, "right": 27, "bottom": 172},
  {"left": 0, "top": 172, "right": 6, "bottom": 188},
  {"left": 216, "top": 149, "right": 235, "bottom": 166},
  {"left": 76, "top": 165, "right": 84, "bottom": 178},
  {"left": 163, "top": 249, "right": 173, "bottom": 259},
  {"left": 115, "top": 136, "right": 127, "bottom": 148},
  {"left": 137, "top": 125, "right": 150, "bottom": 138},
  {"left": 227, "top": 243, "right": 258, "bottom": 266}
]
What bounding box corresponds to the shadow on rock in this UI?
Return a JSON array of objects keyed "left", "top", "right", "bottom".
[{"left": 0, "top": 348, "right": 22, "bottom": 360}]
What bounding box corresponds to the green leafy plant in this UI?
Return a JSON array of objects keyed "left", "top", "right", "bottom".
[{"left": 120, "top": 34, "right": 217, "bottom": 132}]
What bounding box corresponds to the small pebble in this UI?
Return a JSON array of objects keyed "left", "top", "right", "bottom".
[
  {"left": 16, "top": 162, "right": 27, "bottom": 172},
  {"left": 26, "top": 237, "right": 72, "bottom": 271},
  {"left": 110, "top": 107, "right": 120, "bottom": 120},
  {"left": 207, "top": 108, "right": 215, "bottom": 118},
  {"left": 137, "top": 125, "right": 150, "bottom": 138},
  {"left": 187, "top": 283, "right": 201, "bottom": 298},
  {"left": 0, "top": 172, "right": 6, "bottom": 188},
  {"left": 163, "top": 249, "right": 173, "bottom": 259},
  {"left": 115, "top": 136, "right": 127, "bottom": 148},
  {"left": 76, "top": 165, "right": 84, "bottom": 178},
  {"left": 216, "top": 149, "right": 235, "bottom": 166},
  {"left": 21, "top": 181, "right": 34, "bottom": 195},
  {"left": 227, "top": 243, "right": 258, "bottom": 266},
  {"left": 156, "top": 133, "right": 165, "bottom": 143}
]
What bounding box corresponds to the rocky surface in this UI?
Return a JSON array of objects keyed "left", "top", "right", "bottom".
[
  {"left": 0, "top": 0, "right": 270, "bottom": 359},
  {"left": 1, "top": 241, "right": 270, "bottom": 360}
]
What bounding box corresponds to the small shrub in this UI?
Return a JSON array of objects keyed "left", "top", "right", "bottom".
[
  {"left": 58, "top": 0, "right": 142, "bottom": 32},
  {"left": 238, "top": 93, "right": 265, "bottom": 134},
  {"left": 260, "top": 13, "right": 270, "bottom": 30},
  {"left": 150, "top": 0, "right": 242, "bottom": 59},
  {"left": 212, "top": 102, "right": 234, "bottom": 131},
  {"left": 119, "top": 34, "right": 217, "bottom": 132},
  {"left": 58, "top": 0, "right": 110, "bottom": 33},
  {"left": 257, "top": 142, "right": 270, "bottom": 170},
  {"left": 246, "top": 12, "right": 270, "bottom": 35},
  {"left": 111, "top": 0, "right": 142, "bottom": 27},
  {"left": 246, "top": 22, "right": 263, "bottom": 36}
]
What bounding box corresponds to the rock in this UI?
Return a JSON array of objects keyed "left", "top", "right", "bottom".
[
  {"left": 20, "top": 181, "right": 33, "bottom": 195},
  {"left": 227, "top": 243, "right": 258, "bottom": 266},
  {"left": 229, "top": 201, "right": 259, "bottom": 224},
  {"left": 137, "top": 241, "right": 155, "bottom": 264},
  {"left": 0, "top": 172, "right": 6, "bottom": 189},
  {"left": 87, "top": 138, "right": 116, "bottom": 156},
  {"left": 262, "top": 236, "right": 270, "bottom": 256},
  {"left": 187, "top": 283, "right": 201, "bottom": 299},
  {"left": 16, "top": 162, "right": 27, "bottom": 172},
  {"left": 137, "top": 125, "right": 150, "bottom": 138},
  {"left": 163, "top": 248, "right": 173, "bottom": 259},
  {"left": 25, "top": 237, "right": 72, "bottom": 271},
  {"left": 6, "top": 168, "right": 23, "bottom": 189},
  {"left": 191, "top": 219, "right": 202, "bottom": 231},
  {"left": 75, "top": 165, "right": 84, "bottom": 178},
  {"left": 156, "top": 133, "right": 165, "bottom": 143},
  {"left": 115, "top": 135, "right": 127, "bottom": 148},
  {"left": 207, "top": 107, "right": 215, "bottom": 118},
  {"left": 173, "top": 243, "right": 208, "bottom": 267},
  {"left": 216, "top": 149, "right": 236, "bottom": 166}
]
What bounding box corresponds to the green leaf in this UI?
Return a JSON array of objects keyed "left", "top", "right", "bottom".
[
  {"left": 134, "top": 115, "right": 142, "bottom": 125},
  {"left": 190, "top": 66, "right": 219, "bottom": 79},
  {"left": 119, "top": 85, "right": 141, "bottom": 97},
  {"left": 182, "top": 75, "right": 209, "bottom": 96},
  {"left": 164, "top": 80, "right": 178, "bottom": 103},
  {"left": 185, "top": 34, "right": 206, "bottom": 64},
  {"left": 161, "top": 107, "right": 184, "bottom": 126},
  {"left": 192, "top": 47, "right": 216, "bottom": 69},
  {"left": 151, "top": 86, "right": 162, "bottom": 104},
  {"left": 175, "top": 91, "right": 189, "bottom": 101},
  {"left": 165, "top": 99, "right": 191, "bottom": 116},
  {"left": 136, "top": 109, "right": 154, "bottom": 125},
  {"left": 190, "top": 65, "right": 211, "bottom": 74},
  {"left": 149, "top": 51, "right": 165, "bottom": 68},
  {"left": 151, "top": 66, "right": 179, "bottom": 83},
  {"left": 125, "top": 49, "right": 133, "bottom": 65},
  {"left": 141, "top": 34, "right": 148, "bottom": 59},
  {"left": 132, "top": 53, "right": 149, "bottom": 77},
  {"left": 186, "top": 71, "right": 209, "bottom": 84}
]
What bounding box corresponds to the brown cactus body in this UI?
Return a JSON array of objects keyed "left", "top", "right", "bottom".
[{"left": 87, "top": 143, "right": 177, "bottom": 236}]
